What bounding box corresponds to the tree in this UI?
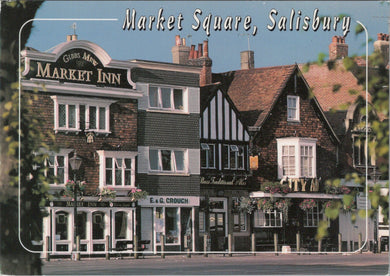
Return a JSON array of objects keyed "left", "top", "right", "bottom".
[{"left": 0, "top": 1, "right": 48, "bottom": 274}]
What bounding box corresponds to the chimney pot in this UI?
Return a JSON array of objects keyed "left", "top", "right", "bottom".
[
  {"left": 72, "top": 34, "right": 78, "bottom": 41},
  {"left": 182, "top": 38, "right": 186, "bottom": 46},
  {"left": 240, "top": 50, "right": 255, "bottom": 70},
  {"left": 198, "top": 43, "right": 203, "bottom": 58},
  {"left": 175, "top": 35, "right": 181, "bottom": 46},
  {"left": 203, "top": 40, "right": 209, "bottom": 57},
  {"left": 67, "top": 35, "right": 72, "bottom": 41}
]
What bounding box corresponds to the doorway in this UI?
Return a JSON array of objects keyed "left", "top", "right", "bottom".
[{"left": 209, "top": 212, "right": 226, "bottom": 251}]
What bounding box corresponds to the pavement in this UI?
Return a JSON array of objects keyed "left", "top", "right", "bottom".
[{"left": 42, "top": 252, "right": 390, "bottom": 275}]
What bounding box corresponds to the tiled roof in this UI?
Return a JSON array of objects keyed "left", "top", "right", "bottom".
[
  {"left": 299, "top": 62, "right": 366, "bottom": 112},
  {"left": 215, "top": 65, "right": 296, "bottom": 128}
]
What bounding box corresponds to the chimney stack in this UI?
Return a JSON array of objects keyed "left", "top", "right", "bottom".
[
  {"left": 329, "top": 36, "right": 348, "bottom": 60},
  {"left": 240, "top": 50, "right": 254, "bottom": 70},
  {"left": 171, "top": 35, "right": 191, "bottom": 64},
  {"left": 374, "top": 33, "right": 389, "bottom": 65}
]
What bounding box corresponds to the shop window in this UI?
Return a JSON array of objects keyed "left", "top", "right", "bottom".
[
  {"left": 166, "top": 208, "right": 179, "bottom": 244},
  {"left": 97, "top": 151, "right": 137, "bottom": 188},
  {"left": 233, "top": 213, "right": 247, "bottom": 232},
  {"left": 92, "top": 212, "right": 105, "bottom": 240},
  {"left": 222, "top": 145, "right": 245, "bottom": 170},
  {"left": 199, "top": 211, "right": 205, "bottom": 233},
  {"left": 277, "top": 138, "right": 317, "bottom": 179},
  {"left": 253, "top": 210, "right": 282, "bottom": 228},
  {"left": 77, "top": 212, "right": 87, "bottom": 240},
  {"left": 51, "top": 96, "right": 113, "bottom": 133},
  {"left": 149, "top": 149, "right": 187, "bottom": 173},
  {"left": 148, "top": 86, "right": 185, "bottom": 111},
  {"left": 55, "top": 211, "right": 69, "bottom": 240},
  {"left": 303, "top": 205, "right": 324, "bottom": 227},
  {"left": 287, "top": 95, "right": 299, "bottom": 122},
  {"left": 201, "top": 143, "right": 215, "bottom": 169},
  {"left": 115, "top": 212, "right": 128, "bottom": 239}
]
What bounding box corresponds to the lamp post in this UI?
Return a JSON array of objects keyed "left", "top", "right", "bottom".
[{"left": 69, "top": 152, "right": 82, "bottom": 260}]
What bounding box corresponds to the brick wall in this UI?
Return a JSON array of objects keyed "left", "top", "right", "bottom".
[
  {"left": 25, "top": 90, "right": 138, "bottom": 194},
  {"left": 252, "top": 74, "right": 338, "bottom": 185},
  {"left": 137, "top": 174, "right": 200, "bottom": 196}
]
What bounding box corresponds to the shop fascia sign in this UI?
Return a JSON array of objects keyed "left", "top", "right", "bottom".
[
  {"left": 24, "top": 48, "right": 133, "bottom": 89},
  {"left": 138, "top": 196, "right": 200, "bottom": 207}
]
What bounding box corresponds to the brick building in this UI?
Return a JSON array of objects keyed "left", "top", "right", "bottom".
[{"left": 21, "top": 36, "right": 143, "bottom": 256}]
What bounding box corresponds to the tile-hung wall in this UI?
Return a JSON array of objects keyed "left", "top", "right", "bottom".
[{"left": 133, "top": 65, "right": 201, "bottom": 253}]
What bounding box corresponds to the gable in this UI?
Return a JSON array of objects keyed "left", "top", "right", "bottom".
[{"left": 200, "top": 89, "right": 249, "bottom": 142}]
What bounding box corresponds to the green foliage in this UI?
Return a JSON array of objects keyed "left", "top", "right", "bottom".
[
  {"left": 317, "top": 52, "right": 327, "bottom": 66},
  {"left": 332, "top": 84, "right": 342, "bottom": 93}
]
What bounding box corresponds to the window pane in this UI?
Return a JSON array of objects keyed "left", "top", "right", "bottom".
[
  {"left": 92, "top": 212, "right": 105, "bottom": 240},
  {"left": 230, "top": 151, "right": 237, "bottom": 169},
  {"left": 201, "top": 149, "right": 207, "bottom": 168},
  {"left": 99, "top": 107, "right": 106, "bottom": 130},
  {"left": 115, "top": 212, "right": 127, "bottom": 239},
  {"left": 149, "top": 86, "right": 159, "bottom": 107},
  {"left": 79, "top": 105, "right": 85, "bottom": 130},
  {"left": 173, "top": 89, "right": 183, "bottom": 110},
  {"left": 124, "top": 159, "right": 131, "bottom": 186},
  {"left": 166, "top": 208, "right": 178, "bottom": 244},
  {"left": 68, "top": 105, "right": 76, "bottom": 128},
  {"left": 57, "top": 168, "right": 64, "bottom": 184},
  {"left": 89, "top": 106, "right": 96, "bottom": 129},
  {"left": 238, "top": 146, "right": 244, "bottom": 169},
  {"left": 161, "top": 150, "right": 172, "bottom": 171},
  {"left": 77, "top": 212, "right": 87, "bottom": 240},
  {"left": 223, "top": 145, "right": 229, "bottom": 169},
  {"left": 59, "top": 104, "right": 66, "bottom": 127},
  {"left": 115, "top": 158, "right": 122, "bottom": 186},
  {"left": 208, "top": 145, "right": 215, "bottom": 168},
  {"left": 161, "top": 88, "right": 171, "bottom": 108},
  {"left": 174, "top": 151, "right": 184, "bottom": 171},
  {"left": 106, "top": 158, "right": 112, "bottom": 185},
  {"left": 149, "top": 150, "right": 159, "bottom": 170},
  {"left": 55, "top": 212, "right": 68, "bottom": 240}
]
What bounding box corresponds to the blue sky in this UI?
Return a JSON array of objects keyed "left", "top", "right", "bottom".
[{"left": 26, "top": 1, "right": 389, "bottom": 73}]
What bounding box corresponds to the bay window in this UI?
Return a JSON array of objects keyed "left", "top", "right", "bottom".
[
  {"left": 149, "top": 148, "right": 187, "bottom": 173},
  {"left": 97, "top": 151, "right": 137, "bottom": 188},
  {"left": 148, "top": 86, "right": 185, "bottom": 111},
  {"left": 277, "top": 138, "right": 317, "bottom": 179}
]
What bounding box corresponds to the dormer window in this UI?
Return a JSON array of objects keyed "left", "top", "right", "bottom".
[{"left": 287, "top": 96, "right": 299, "bottom": 122}]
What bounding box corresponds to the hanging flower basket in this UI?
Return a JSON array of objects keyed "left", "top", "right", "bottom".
[
  {"left": 299, "top": 199, "right": 317, "bottom": 211},
  {"left": 257, "top": 198, "right": 274, "bottom": 211},
  {"left": 97, "top": 187, "right": 116, "bottom": 202},
  {"left": 274, "top": 198, "right": 291, "bottom": 222},
  {"left": 127, "top": 188, "right": 148, "bottom": 202},
  {"left": 238, "top": 197, "right": 256, "bottom": 214},
  {"left": 62, "top": 180, "right": 86, "bottom": 199}
]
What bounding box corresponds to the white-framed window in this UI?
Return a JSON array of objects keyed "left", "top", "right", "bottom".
[
  {"left": 148, "top": 85, "right": 185, "bottom": 111},
  {"left": 277, "top": 138, "right": 317, "bottom": 179},
  {"left": 287, "top": 95, "right": 299, "bottom": 122},
  {"left": 222, "top": 145, "right": 245, "bottom": 170},
  {"left": 303, "top": 205, "right": 324, "bottom": 227},
  {"left": 149, "top": 148, "right": 187, "bottom": 173},
  {"left": 51, "top": 96, "right": 115, "bottom": 133},
  {"left": 201, "top": 143, "right": 215, "bottom": 169},
  {"left": 253, "top": 210, "right": 282, "bottom": 228},
  {"left": 97, "top": 151, "right": 137, "bottom": 188},
  {"left": 44, "top": 149, "right": 73, "bottom": 185}
]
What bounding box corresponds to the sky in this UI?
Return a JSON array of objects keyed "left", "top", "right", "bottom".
[{"left": 25, "top": 1, "right": 389, "bottom": 73}]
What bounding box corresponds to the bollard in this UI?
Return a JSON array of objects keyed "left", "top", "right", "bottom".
[
  {"left": 228, "top": 234, "right": 232, "bottom": 257},
  {"left": 378, "top": 239, "right": 381, "bottom": 254},
  {"left": 274, "top": 233, "right": 278, "bottom": 256},
  {"left": 45, "top": 236, "right": 50, "bottom": 261},
  {"left": 76, "top": 235, "right": 81, "bottom": 261},
  {"left": 318, "top": 239, "right": 322, "bottom": 253},
  {"left": 105, "top": 235, "right": 110, "bottom": 260},
  {"left": 184, "top": 235, "right": 191, "bottom": 258},
  {"left": 296, "top": 233, "right": 300, "bottom": 254},
  {"left": 160, "top": 234, "right": 165, "bottom": 259},
  {"left": 251, "top": 233, "right": 256, "bottom": 256},
  {"left": 203, "top": 234, "right": 208, "bottom": 257},
  {"left": 134, "top": 235, "right": 139, "bottom": 259},
  {"left": 358, "top": 233, "right": 362, "bottom": 254},
  {"left": 338, "top": 233, "right": 342, "bottom": 253}
]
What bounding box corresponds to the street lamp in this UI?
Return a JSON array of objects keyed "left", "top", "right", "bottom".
[{"left": 69, "top": 152, "right": 82, "bottom": 260}]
